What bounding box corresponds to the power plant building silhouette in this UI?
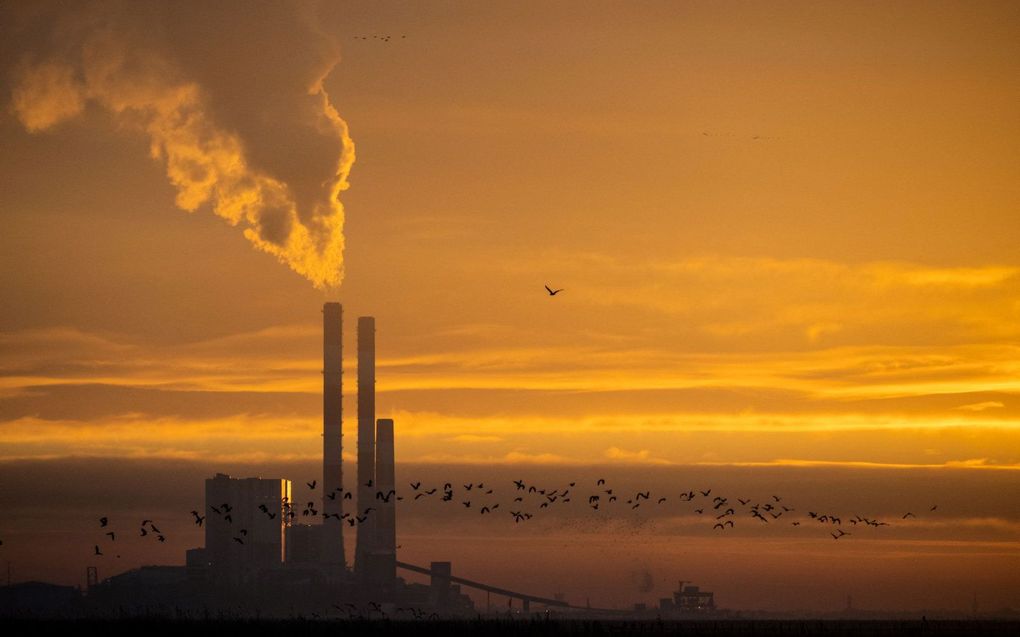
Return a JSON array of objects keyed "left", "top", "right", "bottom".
[
  {"left": 175, "top": 303, "right": 471, "bottom": 614},
  {"left": 202, "top": 474, "right": 291, "bottom": 580}
]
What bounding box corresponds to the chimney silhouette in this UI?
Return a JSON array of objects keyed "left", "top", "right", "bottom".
[
  {"left": 321, "top": 303, "right": 345, "bottom": 568},
  {"left": 376, "top": 417, "right": 397, "bottom": 595},
  {"left": 355, "top": 316, "right": 376, "bottom": 577}
]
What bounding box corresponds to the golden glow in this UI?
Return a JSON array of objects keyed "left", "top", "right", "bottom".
[{"left": 2, "top": 0, "right": 1020, "bottom": 607}]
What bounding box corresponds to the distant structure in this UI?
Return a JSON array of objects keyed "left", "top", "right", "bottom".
[
  {"left": 321, "top": 302, "right": 346, "bottom": 569},
  {"left": 355, "top": 316, "right": 377, "bottom": 580},
  {"left": 189, "top": 307, "right": 413, "bottom": 607},
  {"left": 673, "top": 581, "right": 715, "bottom": 613},
  {"left": 9, "top": 303, "right": 479, "bottom": 618},
  {"left": 374, "top": 417, "right": 397, "bottom": 596},
  {"left": 203, "top": 474, "right": 290, "bottom": 582}
]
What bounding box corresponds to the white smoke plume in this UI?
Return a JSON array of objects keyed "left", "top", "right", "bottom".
[{"left": 5, "top": 1, "right": 354, "bottom": 289}]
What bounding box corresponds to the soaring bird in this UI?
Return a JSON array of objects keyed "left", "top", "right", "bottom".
[
  {"left": 903, "top": 512, "right": 916, "bottom": 519},
  {"left": 307, "top": 480, "right": 317, "bottom": 490},
  {"left": 545, "top": 285, "right": 564, "bottom": 296}
]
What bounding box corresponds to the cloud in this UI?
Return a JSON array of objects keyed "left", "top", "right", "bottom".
[
  {"left": 604, "top": 446, "right": 671, "bottom": 465},
  {"left": 956, "top": 401, "right": 1005, "bottom": 412},
  {"left": 5, "top": 1, "right": 354, "bottom": 289}
]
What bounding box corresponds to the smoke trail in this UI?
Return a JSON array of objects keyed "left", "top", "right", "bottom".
[{"left": 5, "top": 1, "right": 354, "bottom": 289}]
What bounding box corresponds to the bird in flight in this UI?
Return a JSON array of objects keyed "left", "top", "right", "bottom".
[
  {"left": 307, "top": 480, "right": 317, "bottom": 490},
  {"left": 544, "top": 285, "right": 564, "bottom": 296}
]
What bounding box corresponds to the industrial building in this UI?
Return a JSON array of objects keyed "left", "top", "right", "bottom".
[
  {"left": 202, "top": 474, "right": 291, "bottom": 582},
  {"left": 166, "top": 303, "right": 469, "bottom": 614}
]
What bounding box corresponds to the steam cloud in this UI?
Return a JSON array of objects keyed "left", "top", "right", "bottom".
[{"left": 5, "top": 1, "right": 354, "bottom": 289}]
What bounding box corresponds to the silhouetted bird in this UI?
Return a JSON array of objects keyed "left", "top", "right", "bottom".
[
  {"left": 99, "top": 517, "right": 108, "bottom": 527},
  {"left": 411, "top": 482, "right": 421, "bottom": 490},
  {"left": 94, "top": 545, "right": 102, "bottom": 556},
  {"left": 545, "top": 285, "right": 564, "bottom": 296},
  {"left": 930, "top": 505, "right": 938, "bottom": 511},
  {"left": 233, "top": 537, "right": 244, "bottom": 544},
  {"left": 157, "top": 535, "right": 166, "bottom": 543},
  {"left": 139, "top": 528, "right": 148, "bottom": 536},
  {"left": 903, "top": 512, "right": 916, "bottom": 519},
  {"left": 307, "top": 480, "right": 317, "bottom": 489},
  {"left": 105, "top": 531, "right": 115, "bottom": 541}
]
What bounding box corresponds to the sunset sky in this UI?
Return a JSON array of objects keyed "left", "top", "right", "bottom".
[{"left": 1, "top": 0, "right": 1018, "bottom": 613}]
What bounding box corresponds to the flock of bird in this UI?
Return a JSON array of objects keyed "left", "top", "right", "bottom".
[
  {"left": 352, "top": 34, "right": 406, "bottom": 42},
  {"left": 80, "top": 476, "right": 940, "bottom": 559}
]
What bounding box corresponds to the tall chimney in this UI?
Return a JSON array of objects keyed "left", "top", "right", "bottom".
[
  {"left": 354, "top": 316, "right": 376, "bottom": 577},
  {"left": 375, "top": 417, "right": 397, "bottom": 595},
  {"left": 321, "top": 302, "right": 345, "bottom": 567}
]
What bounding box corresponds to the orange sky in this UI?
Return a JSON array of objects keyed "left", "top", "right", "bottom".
[{"left": 1, "top": 0, "right": 1019, "bottom": 612}]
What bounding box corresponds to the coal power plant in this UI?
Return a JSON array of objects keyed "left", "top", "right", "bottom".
[{"left": 69, "top": 303, "right": 475, "bottom": 617}]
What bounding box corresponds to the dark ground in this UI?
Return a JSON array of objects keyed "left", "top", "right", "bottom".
[{"left": 0, "top": 619, "right": 1018, "bottom": 637}]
